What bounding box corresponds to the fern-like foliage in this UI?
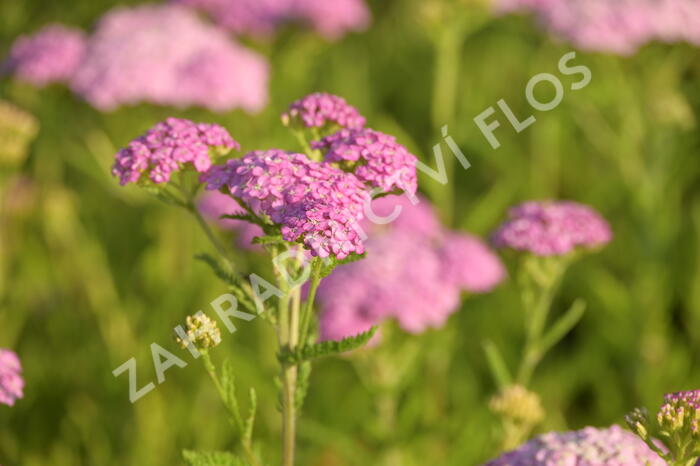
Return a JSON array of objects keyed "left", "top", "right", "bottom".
[
  {"left": 195, "top": 253, "right": 257, "bottom": 314},
  {"left": 277, "top": 326, "right": 377, "bottom": 365},
  {"left": 319, "top": 252, "right": 366, "bottom": 278}
]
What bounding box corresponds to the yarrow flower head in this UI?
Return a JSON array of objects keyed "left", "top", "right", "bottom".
[
  {"left": 4, "top": 24, "right": 86, "bottom": 87},
  {"left": 0, "top": 349, "right": 24, "bottom": 407},
  {"left": 492, "top": 200, "right": 612, "bottom": 256},
  {"left": 112, "top": 118, "right": 238, "bottom": 186},
  {"left": 176, "top": 313, "right": 222, "bottom": 350},
  {"left": 494, "top": 0, "right": 700, "bottom": 55},
  {"left": 173, "top": 0, "right": 371, "bottom": 40},
  {"left": 485, "top": 425, "right": 666, "bottom": 466},
  {"left": 282, "top": 93, "right": 366, "bottom": 130},
  {"left": 317, "top": 195, "right": 505, "bottom": 339},
  {"left": 201, "top": 149, "right": 369, "bottom": 259},
  {"left": 313, "top": 128, "right": 418, "bottom": 196},
  {"left": 0, "top": 100, "right": 39, "bottom": 166},
  {"left": 70, "top": 5, "right": 269, "bottom": 112}
]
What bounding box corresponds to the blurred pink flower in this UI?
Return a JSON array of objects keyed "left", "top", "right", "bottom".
[
  {"left": 0, "top": 349, "right": 24, "bottom": 407},
  {"left": 495, "top": 0, "right": 700, "bottom": 54},
  {"left": 4, "top": 24, "right": 86, "bottom": 86},
  {"left": 492, "top": 200, "right": 612, "bottom": 256},
  {"left": 485, "top": 425, "right": 665, "bottom": 465},
  {"left": 70, "top": 4, "right": 269, "bottom": 112},
  {"left": 173, "top": 0, "right": 370, "bottom": 40},
  {"left": 317, "top": 195, "right": 505, "bottom": 340}
]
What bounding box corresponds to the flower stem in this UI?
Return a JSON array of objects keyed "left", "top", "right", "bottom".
[
  {"left": 430, "top": 23, "right": 463, "bottom": 226},
  {"left": 188, "top": 202, "right": 233, "bottom": 265},
  {"left": 274, "top": 249, "right": 298, "bottom": 466},
  {"left": 515, "top": 257, "right": 567, "bottom": 386},
  {"left": 299, "top": 259, "right": 323, "bottom": 344}
]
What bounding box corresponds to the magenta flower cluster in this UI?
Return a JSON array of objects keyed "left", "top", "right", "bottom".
[
  {"left": 4, "top": 24, "right": 86, "bottom": 87},
  {"left": 492, "top": 201, "right": 612, "bottom": 256},
  {"left": 485, "top": 425, "right": 666, "bottom": 466},
  {"left": 112, "top": 118, "right": 238, "bottom": 186},
  {"left": 0, "top": 349, "right": 24, "bottom": 407},
  {"left": 173, "top": 0, "right": 370, "bottom": 40},
  {"left": 202, "top": 149, "right": 369, "bottom": 259},
  {"left": 495, "top": 0, "right": 700, "bottom": 55},
  {"left": 313, "top": 128, "right": 418, "bottom": 196},
  {"left": 317, "top": 195, "right": 505, "bottom": 339},
  {"left": 70, "top": 5, "right": 269, "bottom": 112},
  {"left": 283, "top": 93, "right": 366, "bottom": 130}
]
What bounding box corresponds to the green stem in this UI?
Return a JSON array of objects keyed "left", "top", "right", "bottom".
[
  {"left": 274, "top": 249, "right": 297, "bottom": 466},
  {"left": 515, "top": 259, "right": 566, "bottom": 386},
  {"left": 292, "top": 130, "right": 320, "bottom": 161},
  {"left": 430, "top": 23, "right": 464, "bottom": 226},
  {"left": 299, "top": 259, "right": 323, "bottom": 344}
]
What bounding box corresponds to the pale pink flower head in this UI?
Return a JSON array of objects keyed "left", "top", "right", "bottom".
[
  {"left": 282, "top": 92, "right": 366, "bottom": 130},
  {"left": 294, "top": 0, "right": 371, "bottom": 40},
  {"left": 173, "top": 0, "right": 370, "bottom": 40},
  {"left": 438, "top": 233, "right": 506, "bottom": 293},
  {"left": 313, "top": 128, "right": 418, "bottom": 196},
  {"left": 485, "top": 425, "right": 666, "bottom": 466},
  {"left": 197, "top": 191, "right": 264, "bottom": 249},
  {"left": 495, "top": 0, "right": 700, "bottom": 55},
  {"left": 0, "top": 349, "right": 24, "bottom": 407},
  {"left": 4, "top": 24, "right": 86, "bottom": 86},
  {"left": 70, "top": 4, "right": 269, "bottom": 112},
  {"left": 112, "top": 118, "right": 238, "bottom": 186},
  {"left": 492, "top": 200, "right": 612, "bottom": 256},
  {"left": 318, "top": 195, "right": 505, "bottom": 340}
]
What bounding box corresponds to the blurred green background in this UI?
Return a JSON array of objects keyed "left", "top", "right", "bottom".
[{"left": 2, "top": 0, "right": 700, "bottom": 464}]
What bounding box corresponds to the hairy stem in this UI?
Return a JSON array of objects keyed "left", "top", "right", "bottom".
[{"left": 274, "top": 248, "right": 297, "bottom": 466}]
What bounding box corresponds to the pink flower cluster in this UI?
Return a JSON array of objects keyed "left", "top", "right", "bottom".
[
  {"left": 202, "top": 149, "right": 370, "bottom": 259},
  {"left": 198, "top": 191, "right": 264, "bottom": 250},
  {"left": 112, "top": 118, "right": 238, "bottom": 186},
  {"left": 173, "top": 0, "right": 371, "bottom": 40},
  {"left": 282, "top": 93, "right": 366, "bottom": 130},
  {"left": 3, "top": 24, "right": 86, "bottom": 87},
  {"left": 0, "top": 349, "right": 24, "bottom": 407},
  {"left": 317, "top": 195, "right": 505, "bottom": 339},
  {"left": 69, "top": 5, "right": 269, "bottom": 112},
  {"left": 495, "top": 0, "right": 700, "bottom": 55},
  {"left": 485, "top": 425, "right": 665, "bottom": 466},
  {"left": 313, "top": 128, "right": 418, "bottom": 196},
  {"left": 492, "top": 201, "right": 612, "bottom": 256}
]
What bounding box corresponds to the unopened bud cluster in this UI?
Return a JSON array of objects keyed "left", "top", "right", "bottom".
[
  {"left": 176, "top": 313, "right": 222, "bottom": 351},
  {"left": 626, "top": 390, "right": 700, "bottom": 465}
]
